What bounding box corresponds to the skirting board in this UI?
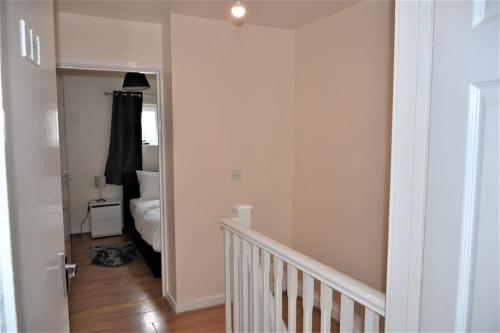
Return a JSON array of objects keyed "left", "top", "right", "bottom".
[
  {"left": 164, "top": 291, "right": 225, "bottom": 314},
  {"left": 164, "top": 290, "right": 177, "bottom": 312},
  {"left": 166, "top": 289, "right": 362, "bottom": 332}
]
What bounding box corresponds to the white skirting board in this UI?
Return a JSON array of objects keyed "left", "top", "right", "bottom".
[
  {"left": 165, "top": 287, "right": 363, "bottom": 332},
  {"left": 164, "top": 291, "right": 177, "bottom": 312},
  {"left": 164, "top": 292, "right": 225, "bottom": 314}
]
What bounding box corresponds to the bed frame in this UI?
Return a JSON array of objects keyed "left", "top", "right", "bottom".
[{"left": 122, "top": 172, "right": 162, "bottom": 278}]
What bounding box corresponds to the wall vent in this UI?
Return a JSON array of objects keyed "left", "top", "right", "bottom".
[{"left": 19, "top": 19, "right": 41, "bottom": 66}]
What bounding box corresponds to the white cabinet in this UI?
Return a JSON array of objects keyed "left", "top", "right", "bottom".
[{"left": 89, "top": 198, "right": 122, "bottom": 238}]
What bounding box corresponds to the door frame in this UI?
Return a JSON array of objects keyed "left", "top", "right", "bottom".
[
  {"left": 385, "top": 1, "right": 435, "bottom": 331},
  {"left": 56, "top": 60, "right": 170, "bottom": 298}
]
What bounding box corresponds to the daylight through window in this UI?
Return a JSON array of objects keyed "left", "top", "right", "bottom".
[{"left": 142, "top": 103, "right": 158, "bottom": 145}]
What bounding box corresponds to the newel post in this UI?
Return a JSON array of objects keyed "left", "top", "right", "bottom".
[{"left": 233, "top": 204, "right": 253, "bottom": 228}]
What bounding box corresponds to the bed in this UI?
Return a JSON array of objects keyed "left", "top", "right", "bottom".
[
  {"left": 129, "top": 198, "right": 161, "bottom": 252},
  {"left": 122, "top": 172, "right": 162, "bottom": 278}
]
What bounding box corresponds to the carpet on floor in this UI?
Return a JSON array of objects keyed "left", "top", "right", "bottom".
[{"left": 90, "top": 242, "right": 138, "bottom": 267}]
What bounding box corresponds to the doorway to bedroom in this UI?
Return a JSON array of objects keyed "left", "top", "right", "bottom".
[{"left": 56, "top": 68, "right": 167, "bottom": 331}]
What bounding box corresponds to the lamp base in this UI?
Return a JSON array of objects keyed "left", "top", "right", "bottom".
[{"left": 96, "top": 198, "right": 106, "bottom": 202}]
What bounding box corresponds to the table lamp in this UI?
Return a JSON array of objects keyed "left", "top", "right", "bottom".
[{"left": 94, "top": 176, "right": 106, "bottom": 202}]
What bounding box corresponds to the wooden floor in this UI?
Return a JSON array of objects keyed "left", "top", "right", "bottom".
[
  {"left": 69, "top": 234, "right": 338, "bottom": 332},
  {"left": 69, "top": 234, "right": 225, "bottom": 333}
]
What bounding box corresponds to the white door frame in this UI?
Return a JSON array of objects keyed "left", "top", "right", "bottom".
[
  {"left": 56, "top": 61, "right": 170, "bottom": 298},
  {"left": 385, "top": 1, "right": 435, "bottom": 331}
]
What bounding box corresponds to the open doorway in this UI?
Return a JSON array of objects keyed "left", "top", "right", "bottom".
[{"left": 55, "top": 68, "right": 165, "bottom": 330}]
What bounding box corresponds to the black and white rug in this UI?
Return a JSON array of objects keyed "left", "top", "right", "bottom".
[{"left": 90, "top": 242, "right": 138, "bottom": 267}]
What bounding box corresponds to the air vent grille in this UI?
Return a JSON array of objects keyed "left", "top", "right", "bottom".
[
  {"left": 32, "top": 35, "right": 40, "bottom": 65},
  {"left": 19, "top": 19, "right": 41, "bottom": 66}
]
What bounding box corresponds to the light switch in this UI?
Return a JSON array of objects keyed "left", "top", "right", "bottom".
[{"left": 232, "top": 169, "right": 242, "bottom": 182}]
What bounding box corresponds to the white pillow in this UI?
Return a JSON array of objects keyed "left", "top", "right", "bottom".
[{"left": 136, "top": 170, "right": 160, "bottom": 199}]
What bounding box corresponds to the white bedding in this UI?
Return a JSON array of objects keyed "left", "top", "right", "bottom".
[{"left": 130, "top": 198, "right": 161, "bottom": 252}]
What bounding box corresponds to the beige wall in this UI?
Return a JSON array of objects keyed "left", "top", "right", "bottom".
[
  {"left": 293, "top": 1, "right": 394, "bottom": 291},
  {"left": 55, "top": 13, "right": 162, "bottom": 68},
  {"left": 59, "top": 70, "right": 159, "bottom": 234},
  {"left": 55, "top": 1, "right": 393, "bottom": 306},
  {"left": 170, "top": 15, "right": 295, "bottom": 305}
]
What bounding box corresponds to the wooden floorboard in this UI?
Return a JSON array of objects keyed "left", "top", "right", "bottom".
[
  {"left": 69, "top": 233, "right": 339, "bottom": 332},
  {"left": 69, "top": 234, "right": 225, "bottom": 333}
]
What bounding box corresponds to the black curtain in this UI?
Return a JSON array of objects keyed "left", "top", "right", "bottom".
[{"left": 105, "top": 91, "right": 143, "bottom": 185}]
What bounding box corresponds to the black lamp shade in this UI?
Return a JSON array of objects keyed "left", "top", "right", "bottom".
[{"left": 122, "top": 72, "right": 150, "bottom": 91}]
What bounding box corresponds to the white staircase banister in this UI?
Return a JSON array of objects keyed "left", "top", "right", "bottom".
[{"left": 220, "top": 217, "right": 386, "bottom": 316}]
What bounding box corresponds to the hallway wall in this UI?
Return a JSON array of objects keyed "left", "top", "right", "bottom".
[
  {"left": 170, "top": 14, "right": 295, "bottom": 306},
  {"left": 55, "top": 13, "right": 162, "bottom": 68},
  {"left": 293, "top": 1, "right": 394, "bottom": 291},
  {"left": 53, "top": 1, "right": 394, "bottom": 308}
]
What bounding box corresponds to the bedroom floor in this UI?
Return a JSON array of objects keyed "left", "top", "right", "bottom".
[{"left": 69, "top": 234, "right": 225, "bottom": 332}]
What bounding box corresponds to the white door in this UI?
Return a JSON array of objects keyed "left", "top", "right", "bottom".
[
  {"left": 2, "top": 0, "right": 70, "bottom": 331},
  {"left": 420, "top": 1, "right": 499, "bottom": 331}
]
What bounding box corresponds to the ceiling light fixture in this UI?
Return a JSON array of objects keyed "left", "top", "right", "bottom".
[{"left": 231, "top": 0, "right": 246, "bottom": 19}]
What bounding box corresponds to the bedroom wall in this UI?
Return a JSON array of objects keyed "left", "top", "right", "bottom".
[
  {"left": 170, "top": 14, "right": 294, "bottom": 306},
  {"left": 59, "top": 70, "right": 159, "bottom": 234},
  {"left": 55, "top": 13, "right": 162, "bottom": 68},
  {"left": 293, "top": 1, "right": 394, "bottom": 291}
]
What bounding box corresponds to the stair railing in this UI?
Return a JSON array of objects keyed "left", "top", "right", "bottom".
[{"left": 221, "top": 204, "right": 385, "bottom": 333}]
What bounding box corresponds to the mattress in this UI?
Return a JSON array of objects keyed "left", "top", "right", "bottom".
[{"left": 129, "top": 198, "right": 161, "bottom": 252}]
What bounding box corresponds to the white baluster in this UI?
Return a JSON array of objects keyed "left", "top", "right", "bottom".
[
  {"left": 263, "top": 251, "right": 271, "bottom": 332},
  {"left": 340, "top": 294, "right": 354, "bottom": 333},
  {"left": 274, "top": 257, "right": 284, "bottom": 332},
  {"left": 364, "top": 308, "right": 380, "bottom": 333},
  {"left": 224, "top": 230, "right": 232, "bottom": 333},
  {"left": 242, "top": 240, "right": 250, "bottom": 332},
  {"left": 252, "top": 244, "right": 260, "bottom": 332},
  {"left": 320, "top": 283, "right": 333, "bottom": 333},
  {"left": 223, "top": 203, "right": 387, "bottom": 332},
  {"left": 233, "top": 234, "right": 241, "bottom": 332},
  {"left": 287, "top": 265, "right": 297, "bottom": 332},
  {"left": 302, "top": 273, "right": 314, "bottom": 333}
]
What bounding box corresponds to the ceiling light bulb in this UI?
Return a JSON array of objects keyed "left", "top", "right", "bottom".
[{"left": 231, "top": 0, "right": 246, "bottom": 18}]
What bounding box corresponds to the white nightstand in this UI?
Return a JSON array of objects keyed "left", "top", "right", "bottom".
[{"left": 89, "top": 198, "right": 123, "bottom": 238}]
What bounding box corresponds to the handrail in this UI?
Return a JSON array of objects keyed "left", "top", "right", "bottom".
[{"left": 220, "top": 217, "right": 386, "bottom": 316}]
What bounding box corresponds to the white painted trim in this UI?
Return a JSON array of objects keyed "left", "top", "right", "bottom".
[
  {"left": 156, "top": 70, "right": 169, "bottom": 299},
  {"left": 55, "top": 62, "right": 170, "bottom": 299},
  {"left": 222, "top": 218, "right": 385, "bottom": 316},
  {"left": 296, "top": 284, "right": 358, "bottom": 329},
  {"left": 164, "top": 290, "right": 177, "bottom": 312},
  {"left": 455, "top": 80, "right": 499, "bottom": 331},
  {"left": 166, "top": 293, "right": 226, "bottom": 314},
  {"left": 56, "top": 59, "right": 162, "bottom": 73},
  {"left": 385, "top": 1, "right": 434, "bottom": 331},
  {"left": 454, "top": 84, "right": 484, "bottom": 331},
  {"left": 164, "top": 284, "right": 224, "bottom": 315}
]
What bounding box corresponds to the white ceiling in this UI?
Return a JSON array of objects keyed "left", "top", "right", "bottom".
[{"left": 54, "top": 0, "right": 359, "bottom": 29}]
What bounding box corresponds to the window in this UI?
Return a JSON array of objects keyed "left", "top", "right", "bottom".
[{"left": 142, "top": 103, "right": 158, "bottom": 146}]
